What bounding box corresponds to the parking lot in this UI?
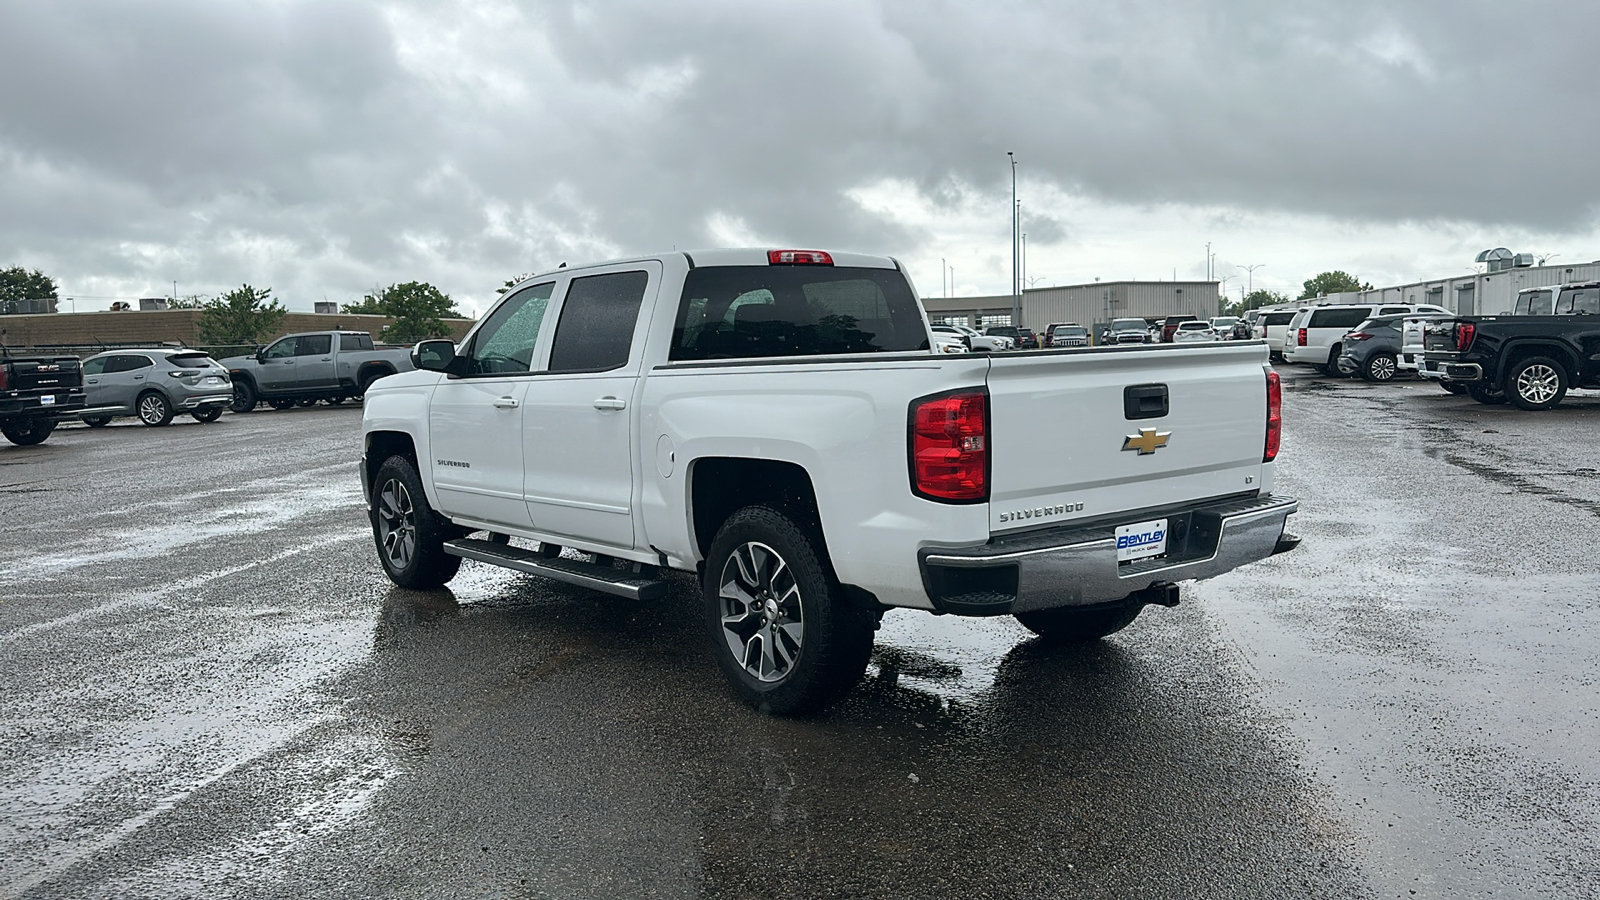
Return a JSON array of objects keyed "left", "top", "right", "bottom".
[{"left": 3, "top": 369, "right": 1598, "bottom": 899}]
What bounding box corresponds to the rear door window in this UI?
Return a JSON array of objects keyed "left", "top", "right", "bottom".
[
  {"left": 1516, "top": 290, "right": 1553, "bottom": 315},
  {"left": 671, "top": 266, "right": 927, "bottom": 361},
  {"left": 1307, "top": 308, "right": 1371, "bottom": 329},
  {"left": 548, "top": 271, "right": 650, "bottom": 373},
  {"left": 298, "top": 335, "right": 332, "bottom": 356},
  {"left": 1559, "top": 287, "right": 1600, "bottom": 315}
]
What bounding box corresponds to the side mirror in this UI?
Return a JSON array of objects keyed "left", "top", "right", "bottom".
[
  {"left": 255, "top": 349, "right": 266, "bottom": 363},
  {"left": 413, "top": 340, "right": 457, "bottom": 372}
]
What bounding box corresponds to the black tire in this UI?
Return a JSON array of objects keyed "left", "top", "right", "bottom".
[
  {"left": 269, "top": 398, "right": 295, "bottom": 410},
  {"left": 1, "top": 416, "right": 56, "bottom": 446},
  {"left": 371, "top": 455, "right": 463, "bottom": 589},
  {"left": 1321, "top": 346, "right": 1349, "bottom": 377},
  {"left": 1505, "top": 356, "right": 1567, "bottom": 411},
  {"left": 136, "top": 391, "right": 173, "bottom": 427},
  {"left": 703, "top": 506, "right": 874, "bottom": 715},
  {"left": 1467, "top": 385, "right": 1507, "bottom": 405},
  {"left": 1441, "top": 382, "right": 1466, "bottom": 395},
  {"left": 1015, "top": 599, "right": 1143, "bottom": 644},
  {"left": 327, "top": 396, "right": 346, "bottom": 405},
  {"left": 231, "top": 380, "right": 257, "bottom": 413},
  {"left": 359, "top": 368, "right": 393, "bottom": 395},
  {"left": 1361, "top": 352, "right": 1398, "bottom": 383},
  {"left": 83, "top": 415, "right": 112, "bottom": 428},
  {"left": 192, "top": 406, "right": 223, "bottom": 423}
]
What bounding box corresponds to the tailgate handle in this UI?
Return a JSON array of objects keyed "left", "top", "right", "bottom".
[{"left": 1124, "top": 383, "right": 1168, "bottom": 420}]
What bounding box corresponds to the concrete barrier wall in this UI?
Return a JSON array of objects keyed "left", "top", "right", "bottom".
[{"left": 0, "top": 311, "right": 475, "bottom": 350}]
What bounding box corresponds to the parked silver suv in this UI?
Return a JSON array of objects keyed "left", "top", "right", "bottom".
[{"left": 79, "top": 349, "right": 233, "bottom": 427}]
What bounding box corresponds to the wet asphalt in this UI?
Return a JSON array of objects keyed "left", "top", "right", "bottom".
[{"left": 0, "top": 371, "right": 1596, "bottom": 899}]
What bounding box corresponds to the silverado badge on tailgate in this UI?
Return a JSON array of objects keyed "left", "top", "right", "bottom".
[{"left": 1121, "top": 428, "right": 1171, "bottom": 455}]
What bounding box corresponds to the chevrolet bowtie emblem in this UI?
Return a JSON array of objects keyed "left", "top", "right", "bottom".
[{"left": 1122, "top": 428, "right": 1171, "bottom": 455}]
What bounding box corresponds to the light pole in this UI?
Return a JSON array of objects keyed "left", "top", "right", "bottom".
[
  {"left": 1008, "top": 151, "right": 1019, "bottom": 328},
  {"left": 941, "top": 256, "right": 947, "bottom": 298},
  {"left": 1205, "top": 242, "right": 1211, "bottom": 280},
  {"left": 1021, "top": 232, "right": 1027, "bottom": 302},
  {"left": 1218, "top": 276, "right": 1235, "bottom": 315},
  {"left": 1237, "top": 263, "right": 1264, "bottom": 300}
]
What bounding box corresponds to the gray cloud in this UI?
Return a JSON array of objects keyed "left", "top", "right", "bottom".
[{"left": 1, "top": 0, "right": 1596, "bottom": 310}]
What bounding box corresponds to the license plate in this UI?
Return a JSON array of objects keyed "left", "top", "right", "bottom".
[
  {"left": 39, "top": 395, "right": 55, "bottom": 406},
  {"left": 1116, "top": 518, "right": 1168, "bottom": 563},
  {"left": 206, "top": 377, "right": 223, "bottom": 384}
]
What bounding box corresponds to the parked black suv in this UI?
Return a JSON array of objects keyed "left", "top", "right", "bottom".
[{"left": 0, "top": 351, "right": 92, "bottom": 445}]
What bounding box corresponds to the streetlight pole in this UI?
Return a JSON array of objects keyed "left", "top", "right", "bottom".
[
  {"left": 1237, "top": 263, "right": 1265, "bottom": 298},
  {"left": 1021, "top": 232, "right": 1027, "bottom": 303},
  {"left": 1008, "top": 152, "right": 1019, "bottom": 328},
  {"left": 1205, "top": 242, "right": 1211, "bottom": 280},
  {"left": 941, "top": 257, "right": 947, "bottom": 298}
]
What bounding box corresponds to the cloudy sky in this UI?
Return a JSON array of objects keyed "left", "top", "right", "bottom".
[{"left": 3, "top": 0, "right": 1597, "bottom": 316}]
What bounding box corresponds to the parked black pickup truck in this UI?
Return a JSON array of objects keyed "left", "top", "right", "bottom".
[
  {"left": 1423, "top": 289, "right": 1600, "bottom": 410},
  {"left": 0, "top": 352, "right": 91, "bottom": 445}
]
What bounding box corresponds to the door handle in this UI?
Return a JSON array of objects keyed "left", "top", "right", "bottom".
[
  {"left": 493, "top": 396, "right": 520, "bottom": 409},
  {"left": 320, "top": 357, "right": 332, "bottom": 361},
  {"left": 134, "top": 375, "right": 144, "bottom": 381},
  {"left": 593, "top": 397, "right": 627, "bottom": 410},
  {"left": 87, "top": 379, "right": 98, "bottom": 384}
]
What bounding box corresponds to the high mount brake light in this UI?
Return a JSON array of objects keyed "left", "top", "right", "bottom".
[
  {"left": 768, "top": 250, "right": 833, "bottom": 265},
  {"left": 909, "top": 390, "right": 987, "bottom": 502},
  {"left": 1297, "top": 328, "right": 1308, "bottom": 346},
  {"left": 1456, "top": 322, "right": 1476, "bottom": 352},
  {"left": 1265, "top": 369, "right": 1281, "bottom": 462}
]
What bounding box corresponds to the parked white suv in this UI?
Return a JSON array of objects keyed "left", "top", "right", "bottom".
[
  {"left": 1253, "top": 308, "right": 1299, "bottom": 360},
  {"left": 1282, "top": 303, "right": 1448, "bottom": 374}
]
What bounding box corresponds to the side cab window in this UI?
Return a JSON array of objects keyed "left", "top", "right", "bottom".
[
  {"left": 298, "top": 334, "right": 332, "bottom": 356},
  {"left": 547, "top": 270, "right": 650, "bottom": 373},
  {"left": 264, "top": 337, "right": 298, "bottom": 359},
  {"left": 466, "top": 282, "right": 556, "bottom": 375}
]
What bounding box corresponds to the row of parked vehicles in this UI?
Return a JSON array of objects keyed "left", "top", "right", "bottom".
[
  {"left": 0, "top": 330, "right": 412, "bottom": 444},
  {"left": 1260, "top": 280, "right": 1600, "bottom": 410}
]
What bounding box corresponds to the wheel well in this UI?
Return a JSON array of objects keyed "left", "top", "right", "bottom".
[
  {"left": 1498, "top": 343, "right": 1576, "bottom": 383},
  {"left": 366, "top": 431, "right": 417, "bottom": 492},
  {"left": 690, "top": 458, "right": 822, "bottom": 559},
  {"left": 359, "top": 363, "right": 397, "bottom": 387}
]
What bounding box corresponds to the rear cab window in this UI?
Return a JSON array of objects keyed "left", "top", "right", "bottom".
[
  {"left": 168, "top": 353, "right": 217, "bottom": 369},
  {"left": 670, "top": 265, "right": 927, "bottom": 361},
  {"left": 340, "top": 334, "right": 374, "bottom": 351}
]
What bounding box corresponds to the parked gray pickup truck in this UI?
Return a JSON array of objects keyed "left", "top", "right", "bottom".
[{"left": 222, "top": 331, "right": 413, "bottom": 411}]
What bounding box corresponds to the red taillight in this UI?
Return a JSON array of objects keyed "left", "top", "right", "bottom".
[
  {"left": 1296, "top": 328, "right": 1307, "bottom": 346},
  {"left": 768, "top": 250, "right": 833, "bottom": 265},
  {"left": 0, "top": 366, "right": 8, "bottom": 391},
  {"left": 910, "top": 390, "right": 988, "bottom": 502},
  {"left": 1456, "top": 322, "right": 1476, "bottom": 352},
  {"left": 1265, "top": 369, "right": 1281, "bottom": 462},
  {"left": 1346, "top": 332, "right": 1372, "bottom": 341}
]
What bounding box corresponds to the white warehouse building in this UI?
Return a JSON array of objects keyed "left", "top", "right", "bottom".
[
  {"left": 923, "top": 280, "right": 1220, "bottom": 332},
  {"left": 1305, "top": 258, "right": 1600, "bottom": 315}
]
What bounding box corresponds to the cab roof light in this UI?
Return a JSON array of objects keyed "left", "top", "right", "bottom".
[{"left": 768, "top": 250, "right": 833, "bottom": 265}]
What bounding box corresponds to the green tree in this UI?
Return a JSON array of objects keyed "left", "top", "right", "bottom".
[
  {"left": 496, "top": 274, "right": 533, "bottom": 295},
  {"left": 197, "top": 285, "right": 286, "bottom": 345},
  {"left": 1298, "top": 271, "right": 1371, "bottom": 300},
  {"left": 0, "top": 266, "right": 58, "bottom": 313},
  {"left": 168, "top": 294, "right": 206, "bottom": 309},
  {"left": 343, "top": 281, "right": 461, "bottom": 342}
]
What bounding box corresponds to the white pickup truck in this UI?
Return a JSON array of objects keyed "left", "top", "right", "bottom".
[{"left": 360, "top": 249, "right": 1298, "bottom": 713}]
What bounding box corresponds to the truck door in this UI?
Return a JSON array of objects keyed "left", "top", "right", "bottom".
[
  {"left": 427, "top": 281, "right": 555, "bottom": 529},
  {"left": 256, "top": 336, "right": 301, "bottom": 392},
  {"left": 521, "top": 263, "right": 657, "bottom": 549},
  {"left": 295, "top": 333, "right": 336, "bottom": 389}
]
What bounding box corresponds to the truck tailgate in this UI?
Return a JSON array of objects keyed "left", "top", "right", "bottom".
[{"left": 985, "top": 345, "right": 1269, "bottom": 535}]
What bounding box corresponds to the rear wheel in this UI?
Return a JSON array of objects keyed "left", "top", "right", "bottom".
[
  {"left": 1506, "top": 356, "right": 1567, "bottom": 411},
  {"left": 1362, "top": 352, "right": 1398, "bottom": 382},
  {"left": 1, "top": 416, "right": 56, "bottom": 446},
  {"left": 1015, "top": 599, "right": 1143, "bottom": 644},
  {"left": 83, "top": 415, "right": 112, "bottom": 428},
  {"left": 192, "top": 406, "right": 223, "bottom": 423},
  {"left": 230, "top": 380, "right": 257, "bottom": 413},
  {"left": 1467, "top": 385, "right": 1506, "bottom": 405},
  {"left": 703, "top": 506, "right": 874, "bottom": 715},
  {"left": 137, "top": 392, "right": 173, "bottom": 426},
  {"left": 371, "top": 455, "right": 463, "bottom": 589}
]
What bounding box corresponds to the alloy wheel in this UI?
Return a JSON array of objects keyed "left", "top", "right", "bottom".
[
  {"left": 1370, "top": 355, "right": 1396, "bottom": 381},
  {"left": 376, "top": 477, "right": 418, "bottom": 570},
  {"left": 1515, "top": 364, "right": 1560, "bottom": 404},
  {"left": 717, "top": 541, "right": 804, "bottom": 683},
  {"left": 138, "top": 395, "right": 168, "bottom": 425}
]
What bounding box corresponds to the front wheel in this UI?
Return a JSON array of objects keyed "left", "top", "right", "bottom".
[
  {"left": 1015, "top": 599, "right": 1143, "bottom": 643},
  {"left": 231, "top": 381, "right": 257, "bottom": 413},
  {"left": 703, "top": 507, "right": 874, "bottom": 715},
  {"left": 137, "top": 392, "right": 173, "bottom": 426},
  {"left": 1, "top": 416, "right": 56, "bottom": 446},
  {"left": 1362, "top": 352, "right": 1398, "bottom": 382},
  {"left": 192, "top": 406, "right": 223, "bottom": 423},
  {"left": 1506, "top": 356, "right": 1567, "bottom": 411},
  {"left": 371, "top": 455, "right": 462, "bottom": 589}
]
